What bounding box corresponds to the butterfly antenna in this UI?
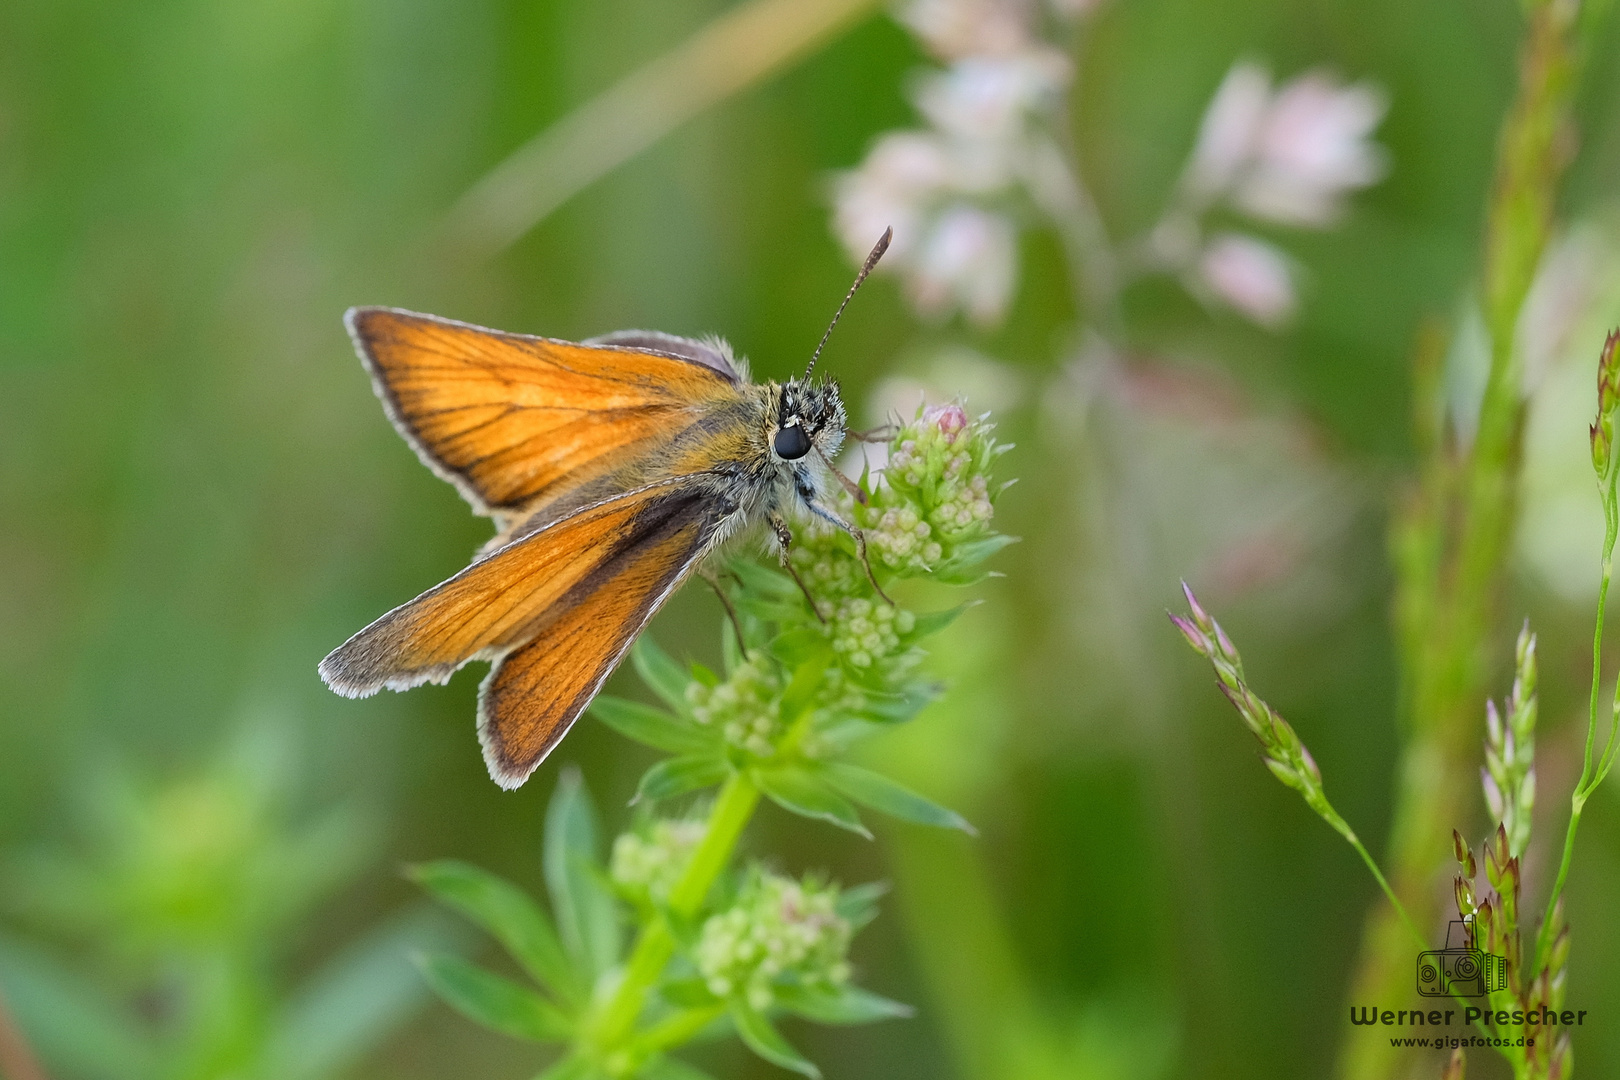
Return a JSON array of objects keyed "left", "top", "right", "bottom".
[{"left": 805, "top": 227, "right": 891, "bottom": 379}]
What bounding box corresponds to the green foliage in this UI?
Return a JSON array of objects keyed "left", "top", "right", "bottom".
[
  {"left": 413, "top": 408, "right": 1008, "bottom": 1078},
  {"left": 0, "top": 724, "right": 466, "bottom": 1080}
]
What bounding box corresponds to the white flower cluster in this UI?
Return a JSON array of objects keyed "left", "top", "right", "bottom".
[
  {"left": 1152, "top": 61, "right": 1388, "bottom": 328},
  {"left": 693, "top": 872, "right": 851, "bottom": 1010},
  {"left": 685, "top": 660, "right": 784, "bottom": 759},
  {"left": 832, "top": 0, "right": 1083, "bottom": 325},
  {"left": 610, "top": 817, "right": 706, "bottom": 903}
]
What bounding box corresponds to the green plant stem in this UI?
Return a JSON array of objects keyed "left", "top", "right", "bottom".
[
  {"left": 594, "top": 773, "right": 760, "bottom": 1050},
  {"left": 636, "top": 1004, "right": 728, "bottom": 1053},
  {"left": 1536, "top": 470, "right": 1620, "bottom": 967},
  {"left": 1333, "top": 819, "right": 1424, "bottom": 951}
]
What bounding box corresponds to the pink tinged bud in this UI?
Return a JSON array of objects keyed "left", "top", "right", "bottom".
[
  {"left": 1485, "top": 699, "right": 1502, "bottom": 744},
  {"left": 1198, "top": 232, "right": 1297, "bottom": 329},
  {"left": 1593, "top": 328, "right": 1620, "bottom": 476},
  {"left": 1168, "top": 613, "right": 1208, "bottom": 654},
  {"left": 1180, "top": 580, "right": 1210, "bottom": 627},
  {"left": 923, "top": 402, "right": 970, "bottom": 442},
  {"left": 1296, "top": 742, "right": 1322, "bottom": 786}
]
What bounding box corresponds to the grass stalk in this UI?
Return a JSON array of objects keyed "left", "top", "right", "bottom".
[{"left": 1340, "top": 4, "right": 1584, "bottom": 1078}]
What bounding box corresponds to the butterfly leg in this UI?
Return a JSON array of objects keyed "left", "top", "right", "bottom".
[
  {"left": 797, "top": 492, "right": 895, "bottom": 608},
  {"left": 767, "top": 513, "right": 828, "bottom": 624},
  {"left": 698, "top": 565, "right": 750, "bottom": 660},
  {"left": 849, "top": 422, "right": 899, "bottom": 443}
]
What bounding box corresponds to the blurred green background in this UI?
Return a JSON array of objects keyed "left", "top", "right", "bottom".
[{"left": 3, "top": 0, "right": 1620, "bottom": 1078}]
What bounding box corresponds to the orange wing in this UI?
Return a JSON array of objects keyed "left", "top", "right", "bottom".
[
  {"left": 346, "top": 307, "right": 745, "bottom": 527},
  {"left": 319, "top": 477, "right": 735, "bottom": 787}
]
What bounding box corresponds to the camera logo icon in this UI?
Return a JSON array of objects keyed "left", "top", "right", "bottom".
[{"left": 1416, "top": 919, "right": 1509, "bottom": 997}]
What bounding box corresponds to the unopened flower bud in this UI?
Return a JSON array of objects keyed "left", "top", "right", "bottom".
[{"left": 1591, "top": 328, "right": 1620, "bottom": 477}]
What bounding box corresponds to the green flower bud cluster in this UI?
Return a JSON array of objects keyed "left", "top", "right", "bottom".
[
  {"left": 825, "top": 596, "right": 916, "bottom": 670},
  {"left": 693, "top": 871, "right": 851, "bottom": 1010},
  {"left": 610, "top": 817, "right": 706, "bottom": 903},
  {"left": 860, "top": 403, "right": 1000, "bottom": 575},
  {"left": 685, "top": 658, "right": 783, "bottom": 758}
]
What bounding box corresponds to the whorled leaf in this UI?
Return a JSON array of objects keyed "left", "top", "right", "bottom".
[
  {"left": 591, "top": 696, "right": 717, "bottom": 756},
  {"left": 413, "top": 953, "right": 573, "bottom": 1042},
  {"left": 635, "top": 755, "right": 731, "bottom": 803},
  {"left": 544, "top": 770, "right": 621, "bottom": 982},
  {"left": 729, "top": 998, "right": 821, "bottom": 1079},
  {"left": 774, "top": 982, "right": 913, "bottom": 1025},
  {"left": 754, "top": 765, "right": 870, "bottom": 838},
  {"left": 408, "top": 860, "right": 579, "bottom": 1004},
  {"left": 820, "top": 763, "right": 975, "bottom": 834}
]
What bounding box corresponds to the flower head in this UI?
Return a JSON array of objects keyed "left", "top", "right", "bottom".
[
  {"left": 905, "top": 205, "right": 1020, "bottom": 325},
  {"left": 694, "top": 870, "right": 852, "bottom": 1010},
  {"left": 685, "top": 659, "right": 784, "bottom": 759},
  {"left": 1188, "top": 62, "right": 1387, "bottom": 227},
  {"left": 611, "top": 816, "right": 707, "bottom": 904},
  {"left": 860, "top": 400, "right": 1002, "bottom": 574}
]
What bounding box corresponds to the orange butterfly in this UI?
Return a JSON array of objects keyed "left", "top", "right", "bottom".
[{"left": 320, "top": 232, "right": 891, "bottom": 788}]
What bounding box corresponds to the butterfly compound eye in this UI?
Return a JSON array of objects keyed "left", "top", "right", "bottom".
[{"left": 774, "top": 424, "right": 811, "bottom": 460}]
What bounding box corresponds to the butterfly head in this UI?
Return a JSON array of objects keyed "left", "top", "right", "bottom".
[{"left": 772, "top": 380, "right": 846, "bottom": 463}]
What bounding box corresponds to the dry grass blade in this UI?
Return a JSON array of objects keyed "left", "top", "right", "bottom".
[{"left": 443, "top": 0, "right": 882, "bottom": 257}]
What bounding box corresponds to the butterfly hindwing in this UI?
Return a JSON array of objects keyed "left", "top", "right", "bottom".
[{"left": 318, "top": 476, "right": 735, "bottom": 786}]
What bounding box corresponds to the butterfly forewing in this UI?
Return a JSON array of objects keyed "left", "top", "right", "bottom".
[{"left": 348, "top": 307, "right": 743, "bottom": 527}]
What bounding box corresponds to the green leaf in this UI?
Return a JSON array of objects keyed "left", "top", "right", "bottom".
[
  {"left": 730, "top": 998, "right": 821, "bottom": 1078},
  {"left": 769, "top": 627, "right": 830, "bottom": 667},
  {"left": 835, "top": 881, "right": 888, "bottom": 931},
  {"left": 857, "top": 681, "right": 942, "bottom": 723},
  {"left": 778, "top": 652, "right": 831, "bottom": 724},
  {"left": 902, "top": 601, "right": 977, "bottom": 641},
  {"left": 775, "top": 983, "right": 913, "bottom": 1025},
  {"left": 725, "top": 557, "right": 802, "bottom": 600},
  {"left": 931, "top": 534, "right": 1017, "bottom": 585},
  {"left": 591, "top": 696, "right": 714, "bottom": 755},
  {"left": 408, "top": 861, "right": 578, "bottom": 1002},
  {"left": 545, "top": 769, "right": 621, "bottom": 981},
  {"left": 632, "top": 636, "right": 693, "bottom": 712},
  {"left": 0, "top": 933, "right": 154, "bottom": 1080},
  {"left": 820, "top": 763, "right": 975, "bottom": 835},
  {"left": 635, "top": 754, "right": 730, "bottom": 802},
  {"left": 413, "top": 954, "right": 572, "bottom": 1042},
  {"left": 754, "top": 765, "right": 870, "bottom": 838},
  {"left": 689, "top": 661, "right": 720, "bottom": 688},
  {"left": 265, "top": 903, "right": 474, "bottom": 1080}
]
